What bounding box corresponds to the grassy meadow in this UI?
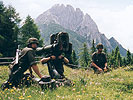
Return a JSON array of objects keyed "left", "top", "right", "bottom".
[{"left": 0, "top": 65, "right": 133, "bottom": 100}]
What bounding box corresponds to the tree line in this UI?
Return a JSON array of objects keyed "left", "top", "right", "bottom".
[
  {"left": 0, "top": 3, "right": 133, "bottom": 68},
  {"left": 0, "top": 3, "right": 43, "bottom": 57},
  {"left": 71, "top": 40, "right": 133, "bottom": 68}
]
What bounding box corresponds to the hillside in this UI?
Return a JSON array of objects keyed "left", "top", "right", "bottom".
[
  {"left": 109, "top": 37, "right": 127, "bottom": 56},
  {"left": 38, "top": 23, "right": 88, "bottom": 53},
  {"left": 0, "top": 65, "right": 133, "bottom": 100}
]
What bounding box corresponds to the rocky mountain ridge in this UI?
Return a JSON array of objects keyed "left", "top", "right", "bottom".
[{"left": 35, "top": 4, "right": 127, "bottom": 56}]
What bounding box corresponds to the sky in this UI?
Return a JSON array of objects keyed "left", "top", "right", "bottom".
[{"left": 2, "top": 0, "right": 133, "bottom": 52}]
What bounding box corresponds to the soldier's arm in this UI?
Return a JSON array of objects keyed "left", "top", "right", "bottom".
[
  {"left": 103, "top": 54, "right": 107, "bottom": 71},
  {"left": 40, "top": 56, "right": 56, "bottom": 63},
  {"left": 104, "top": 63, "right": 107, "bottom": 71},
  {"left": 105, "top": 63, "right": 107, "bottom": 67},
  {"left": 27, "top": 50, "right": 43, "bottom": 78},
  {"left": 91, "top": 53, "right": 103, "bottom": 71},
  {"left": 63, "top": 57, "right": 69, "bottom": 63},
  {"left": 92, "top": 62, "right": 103, "bottom": 71},
  {"left": 31, "top": 64, "right": 42, "bottom": 78},
  {"left": 58, "top": 55, "right": 69, "bottom": 63}
]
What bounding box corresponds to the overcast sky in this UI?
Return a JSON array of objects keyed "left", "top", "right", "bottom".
[{"left": 3, "top": 0, "right": 133, "bottom": 52}]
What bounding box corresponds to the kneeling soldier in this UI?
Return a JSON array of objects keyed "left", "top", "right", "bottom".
[
  {"left": 1, "top": 38, "right": 43, "bottom": 90},
  {"left": 91, "top": 43, "right": 107, "bottom": 74},
  {"left": 40, "top": 55, "right": 69, "bottom": 79}
]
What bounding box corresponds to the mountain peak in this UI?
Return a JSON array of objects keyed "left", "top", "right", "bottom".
[
  {"left": 36, "top": 4, "right": 99, "bottom": 36},
  {"left": 66, "top": 4, "right": 74, "bottom": 9},
  {"left": 50, "top": 4, "right": 74, "bottom": 11},
  {"left": 109, "top": 37, "right": 127, "bottom": 56},
  {"left": 109, "top": 37, "right": 116, "bottom": 41},
  {"left": 35, "top": 4, "right": 127, "bottom": 56},
  {"left": 76, "top": 8, "right": 81, "bottom": 12},
  {"left": 109, "top": 37, "right": 119, "bottom": 45},
  {"left": 52, "top": 4, "right": 65, "bottom": 8}
]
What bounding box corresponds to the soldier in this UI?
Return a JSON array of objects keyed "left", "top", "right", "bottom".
[
  {"left": 40, "top": 54, "right": 69, "bottom": 78},
  {"left": 91, "top": 43, "right": 107, "bottom": 74},
  {"left": 1, "top": 38, "right": 43, "bottom": 90},
  {"left": 39, "top": 32, "right": 71, "bottom": 79}
]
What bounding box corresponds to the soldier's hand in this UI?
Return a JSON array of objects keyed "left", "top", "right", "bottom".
[
  {"left": 98, "top": 68, "right": 103, "bottom": 72},
  {"left": 50, "top": 56, "right": 56, "bottom": 60},
  {"left": 104, "top": 67, "right": 107, "bottom": 72},
  {"left": 40, "top": 56, "right": 56, "bottom": 63},
  {"left": 58, "top": 55, "right": 64, "bottom": 60}
]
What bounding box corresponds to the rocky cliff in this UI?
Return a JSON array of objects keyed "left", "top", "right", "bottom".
[{"left": 35, "top": 4, "right": 127, "bottom": 56}]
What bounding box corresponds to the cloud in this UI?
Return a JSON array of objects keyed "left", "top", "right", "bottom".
[{"left": 85, "top": 5, "right": 133, "bottom": 52}]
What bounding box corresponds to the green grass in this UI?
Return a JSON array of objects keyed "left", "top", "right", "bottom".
[{"left": 0, "top": 65, "right": 133, "bottom": 100}]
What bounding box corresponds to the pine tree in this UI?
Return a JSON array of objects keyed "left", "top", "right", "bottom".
[
  {"left": 122, "top": 57, "right": 127, "bottom": 66},
  {"left": 126, "top": 50, "right": 131, "bottom": 65},
  {"left": 131, "top": 54, "right": 133, "bottom": 65},
  {"left": 79, "top": 43, "right": 90, "bottom": 67},
  {"left": 0, "top": 4, "right": 5, "bottom": 56},
  {"left": 108, "top": 47, "right": 121, "bottom": 68},
  {"left": 103, "top": 47, "right": 108, "bottom": 60},
  {"left": 71, "top": 50, "right": 78, "bottom": 65},
  {"left": 90, "top": 39, "right": 96, "bottom": 54},
  {"left": 0, "top": 4, "right": 21, "bottom": 56},
  {"left": 20, "top": 15, "right": 43, "bottom": 48},
  {"left": 117, "top": 51, "right": 122, "bottom": 67},
  {"left": 114, "top": 46, "right": 120, "bottom": 68},
  {"left": 114, "top": 46, "right": 119, "bottom": 60},
  {"left": 108, "top": 50, "right": 114, "bottom": 68},
  {"left": 103, "top": 48, "right": 107, "bottom": 54}
]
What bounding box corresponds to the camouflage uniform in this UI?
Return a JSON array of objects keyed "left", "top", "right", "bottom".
[
  {"left": 92, "top": 52, "right": 107, "bottom": 70},
  {"left": 48, "top": 56, "right": 65, "bottom": 79},
  {"left": 9, "top": 47, "right": 37, "bottom": 85},
  {"left": 2, "top": 38, "right": 38, "bottom": 89},
  {"left": 92, "top": 43, "right": 107, "bottom": 74}
]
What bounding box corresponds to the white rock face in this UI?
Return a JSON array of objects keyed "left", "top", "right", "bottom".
[{"left": 36, "top": 4, "right": 99, "bottom": 36}]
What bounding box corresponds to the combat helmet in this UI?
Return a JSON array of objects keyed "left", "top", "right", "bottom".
[
  {"left": 96, "top": 43, "right": 103, "bottom": 49},
  {"left": 27, "top": 38, "right": 39, "bottom": 46}
]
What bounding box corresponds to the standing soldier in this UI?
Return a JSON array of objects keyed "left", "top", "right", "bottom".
[
  {"left": 1, "top": 38, "right": 43, "bottom": 90},
  {"left": 91, "top": 43, "right": 107, "bottom": 74}
]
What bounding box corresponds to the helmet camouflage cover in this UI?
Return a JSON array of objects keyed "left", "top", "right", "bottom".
[{"left": 27, "top": 38, "right": 39, "bottom": 46}]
